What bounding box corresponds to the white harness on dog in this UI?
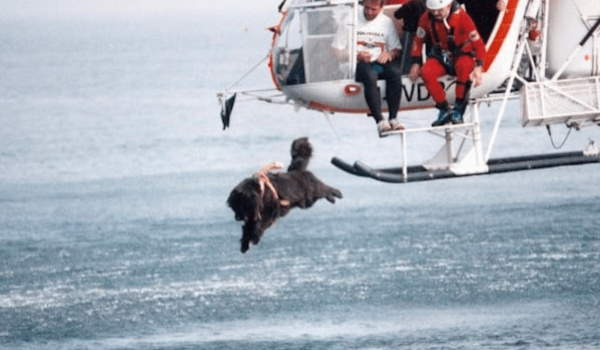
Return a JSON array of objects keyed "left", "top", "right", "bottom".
[{"left": 253, "top": 162, "right": 291, "bottom": 214}]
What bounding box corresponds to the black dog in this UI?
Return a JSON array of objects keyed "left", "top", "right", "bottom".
[{"left": 227, "top": 137, "right": 342, "bottom": 253}]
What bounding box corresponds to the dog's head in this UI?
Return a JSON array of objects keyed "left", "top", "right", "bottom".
[
  {"left": 227, "top": 177, "right": 275, "bottom": 254},
  {"left": 227, "top": 178, "right": 262, "bottom": 222}
]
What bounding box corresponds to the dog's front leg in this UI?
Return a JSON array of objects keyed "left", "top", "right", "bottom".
[{"left": 241, "top": 220, "right": 258, "bottom": 253}]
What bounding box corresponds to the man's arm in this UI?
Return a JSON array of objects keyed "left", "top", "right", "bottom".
[
  {"left": 408, "top": 15, "right": 427, "bottom": 81},
  {"left": 357, "top": 51, "right": 373, "bottom": 63},
  {"left": 376, "top": 48, "right": 400, "bottom": 64},
  {"left": 376, "top": 17, "right": 403, "bottom": 64},
  {"left": 462, "top": 13, "right": 486, "bottom": 86}
]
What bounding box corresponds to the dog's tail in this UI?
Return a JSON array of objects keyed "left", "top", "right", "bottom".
[{"left": 288, "top": 137, "right": 312, "bottom": 171}]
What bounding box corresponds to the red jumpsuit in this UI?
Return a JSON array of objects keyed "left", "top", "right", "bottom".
[{"left": 411, "top": 7, "right": 486, "bottom": 105}]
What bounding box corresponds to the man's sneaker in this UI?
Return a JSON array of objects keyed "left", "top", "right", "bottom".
[
  {"left": 377, "top": 120, "right": 392, "bottom": 136},
  {"left": 431, "top": 110, "right": 450, "bottom": 127},
  {"left": 389, "top": 118, "right": 405, "bottom": 131}
]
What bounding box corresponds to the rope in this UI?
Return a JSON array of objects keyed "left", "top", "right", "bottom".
[
  {"left": 253, "top": 162, "right": 290, "bottom": 215},
  {"left": 226, "top": 54, "right": 270, "bottom": 91},
  {"left": 322, "top": 112, "right": 341, "bottom": 141},
  {"left": 546, "top": 124, "right": 573, "bottom": 150}
]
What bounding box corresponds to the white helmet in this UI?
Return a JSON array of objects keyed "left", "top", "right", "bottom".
[{"left": 426, "top": 0, "right": 453, "bottom": 10}]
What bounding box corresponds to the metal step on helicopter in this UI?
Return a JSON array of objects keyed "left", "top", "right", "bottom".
[{"left": 218, "top": 0, "right": 600, "bottom": 183}]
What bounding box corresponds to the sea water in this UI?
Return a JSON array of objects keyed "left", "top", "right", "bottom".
[{"left": 1, "top": 12, "right": 599, "bottom": 350}]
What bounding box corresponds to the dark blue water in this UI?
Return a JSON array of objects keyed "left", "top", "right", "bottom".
[{"left": 1, "top": 12, "right": 600, "bottom": 350}]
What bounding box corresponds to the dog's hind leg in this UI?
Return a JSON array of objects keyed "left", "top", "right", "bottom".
[{"left": 325, "top": 186, "right": 343, "bottom": 203}]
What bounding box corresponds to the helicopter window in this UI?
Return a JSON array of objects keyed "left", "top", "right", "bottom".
[
  {"left": 273, "top": 3, "right": 354, "bottom": 86},
  {"left": 273, "top": 10, "right": 306, "bottom": 86},
  {"left": 305, "top": 9, "right": 337, "bottom": 35},
  {"left": 302, "top": 6, "right": 354, "bottom": 83}
]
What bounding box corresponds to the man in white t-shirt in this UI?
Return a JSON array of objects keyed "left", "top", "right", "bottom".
[{"left": 333, "top": 0, "right": 404, "bottom": 135}]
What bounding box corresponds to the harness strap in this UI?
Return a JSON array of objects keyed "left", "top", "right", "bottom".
[
  {"left": 428, "top": 8, "right": 472, "bottom": 58},
  {"left": 253, "top": 162, "right": 290, "bottom": 219}
]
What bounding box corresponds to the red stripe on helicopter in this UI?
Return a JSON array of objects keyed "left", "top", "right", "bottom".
[
  {"left": 309, "top": 101, "right": 433, "bottom": 114},
  {"left": 483, "top": 0, "right": 518, "bottom": 71},
  {"left": 268, "top": 11, "right": 289, "bottom": 91}
]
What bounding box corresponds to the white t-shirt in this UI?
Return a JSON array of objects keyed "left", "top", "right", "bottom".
[{"left": 333, "top": 8, "right": 401, "bottom": 63}]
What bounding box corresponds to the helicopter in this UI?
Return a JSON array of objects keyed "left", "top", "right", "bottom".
[{"left": 218, "top": 0, "right": 600, "bottom": 183}]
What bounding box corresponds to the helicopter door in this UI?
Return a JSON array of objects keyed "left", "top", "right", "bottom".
[
  {"left": 273, "top": 9, "right": 304, "bottom": 86},
  {"left": 273, "top": 0, "right": 356, "bottom": 87}
]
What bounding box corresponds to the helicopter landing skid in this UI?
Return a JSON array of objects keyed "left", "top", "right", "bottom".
[{"left": 331, "top": 150, "right": 600, "bottom": 184}]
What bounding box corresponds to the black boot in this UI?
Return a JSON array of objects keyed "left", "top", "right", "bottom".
[
  {"left": 431, "top": 101, "right": 450, "bottom": 127},
  {"left": 450, "top": 98, "right": 468, "bottom": 124}
]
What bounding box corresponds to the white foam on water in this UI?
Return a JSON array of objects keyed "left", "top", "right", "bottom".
[
  {"left": 0, "top": 276, "right": 287, "bottom": 309},
  {"left": 41, "top": 301, "right": 553, "bottom": 349}
]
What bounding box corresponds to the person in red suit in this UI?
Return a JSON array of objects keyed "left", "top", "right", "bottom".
[{"left": 408, "top": 0, "right": 486, "bottom": 126}]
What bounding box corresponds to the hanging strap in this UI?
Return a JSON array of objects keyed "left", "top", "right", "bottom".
[
  {"left": 429, "top": 9, "right": 471, "bottom": 58},
  {"left": 253, "top": 162, "right": 290, "bottom": 214}
]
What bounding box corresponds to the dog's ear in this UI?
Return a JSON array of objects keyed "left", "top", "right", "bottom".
[
  {"left": 227, "top": 178, "right": 263, "bottom": 221},
  {"left": 227, "top": 188, "right": 246, "bottom": 221}
]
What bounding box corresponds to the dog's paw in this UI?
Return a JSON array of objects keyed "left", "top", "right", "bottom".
[
  {"left": 240, "top": 233, "right": 260, "bottom": 253},
  {"left": 333, "top": 188, "right": 343, "bottom": 198},
  {"left": 240, "top": 239, "right": 250, "bottom": 253}
]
